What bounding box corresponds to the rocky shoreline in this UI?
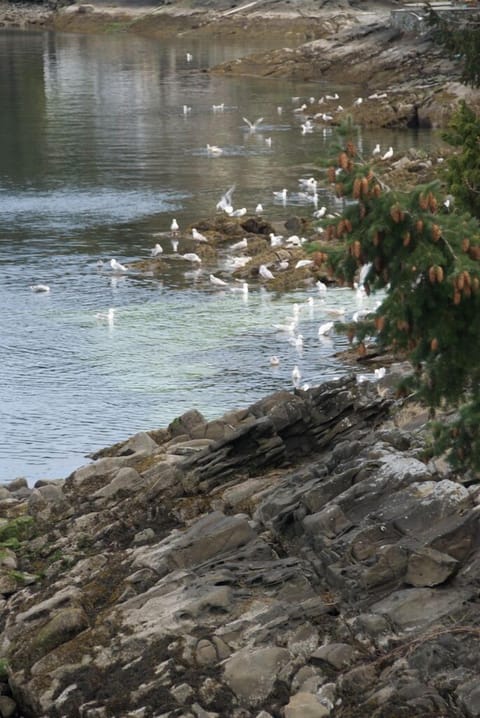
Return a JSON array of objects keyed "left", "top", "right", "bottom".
[
  {"left": 3, "top": 372, "right": 480, "bottom": 718},
  {"left": 2, "top": 0, "right": 480, "bottom": 127}
]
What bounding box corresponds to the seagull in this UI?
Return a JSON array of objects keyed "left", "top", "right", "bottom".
[
  {"left": 313, "top": 206, "right": 327, "bottom": 218},
  {"left": 171, "top": 238, "right": 179, "bottom": 252},
  {"left": 110, "top": 258, "right": 127, "bottom": 272},
  {"left": 30, "top": 283, "right": 50, "bottom": 293},
  {"left": 318, "top": 321, "right": 334, "bottom": 336},
  {"left": 212, "top": 103, "right": 225, "bottom": 112},
  {"left": 299, "top": 177, "right": 317, "bottom": 192},
  {"left": 151, "top": 243, "right": 163, "bottom": 257},
  {"left": 231, "top": 208, "right": 247, "bottom": 217},
  {"left": 210, "top": 274, "right": 229, "bottom": 287},
  {"left": 183, "top": 105, "right": 192, "bottom": 115},
  {"left": 273, "top": 320, "right": 296, "bottom": 334},
  {"left": 186, "top": 52, "right": 193, "bottom": 62},
  {"left": 301, "top": 120, "right": 314, "bottom": 134},
  {"left": 255, "top": 203, "right": 264, "bottom": 214},
  {"left": 181, "top": 253, "right": 202, "bottom": 263},
  {"left": 354, "top": 97, "right": 363, "bottom": 106},
  {"left": 192, "top": 228, "right": 208, "bottom": 242},
  {"left": 286, "top": 235, "right": 304, "bottom": 247},
  {"left": 295, "top": 259, "right": 314, "bottom": 269},
  {"left": 293, "top": 103, "right": 308, "bottom": 113},
  {"left": 95, "top": 307, "right": 115, "bottom": 326},
  {"left": 374, "top": 367, "right": 386, "bottom": 379},
  {"left": 291, "top": 334, "right": 304, "bottom": 352},
  {"left": 242, "top": 116, "right": 264, "bottom": 131},
  {"left": 230, "top": 281, "right": 249, "bottom": 295},
  {"left": 316, "top": 280, "right": 328, "bottom": 294},
  {"left": 273, "top": 189, "right": 288, "bottom": 203},
  {"left": 259, "top": 264, "right": 274, "bottom": 280},
  {"left": 270, "top": 232, "right": 283, "bottom": 247},
  {"left": 372, "top": 143, "right": 381, "bottom": 156},
  {"left": 216, "top": 184, "right": 236, "bottom": 214},
  {"left": 207, "top": 144, "right": 223, "bottom": 156},
  {"left": 264, "top": 137, "right": 272, "bottom": 147},
  {"left": 269, "top": 355, "right": 280, "bottom": 366},
  {"left": 292, "top": 365, "right": 302, "bottom": 387},
  {"left": 381, "top": 146, "right": 394, "bottom": 160},
  {"left": 171, "top": 218, "right": 179, "bottom": 234},
  {"left": 230, "top": 238, "right": 248, "bottom": 251},
  {"left": 325, "top": 92, "right": 339, "bottom": 101}
]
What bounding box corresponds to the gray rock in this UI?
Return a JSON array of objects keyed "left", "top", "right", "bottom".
[
  {"left": 284, "top": 692, "right": 330, "bottom": 717},
  {"left": 406, "top": 546, "right": 459, "bottom": 587},
  {"left": 311, "top": 643, "right": 356, "bottom": 671},
  {"left": 223, "top": 647, "right": 291, "bottom": 707},
  {"left": 0, "top": 695, "right": 17, "bottom": 718},
  {"left": 457, "top": 678, "right": 480, "bottom": 718}
]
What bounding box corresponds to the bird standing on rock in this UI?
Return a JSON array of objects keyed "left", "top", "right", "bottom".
[
  {"left": 259, "top": 264, "right": 274, "bottom": 280},
  {"left": 192, "top": 228, "right": 208, "bottom": 243}
]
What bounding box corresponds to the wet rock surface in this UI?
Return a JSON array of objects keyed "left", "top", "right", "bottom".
[{"left": 1, "top": 375, "right": 480, "bottom": 717}]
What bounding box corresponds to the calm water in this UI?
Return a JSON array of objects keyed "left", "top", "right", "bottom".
[{"left": 0, "top": 27, "right": 438, "bottom": 484}]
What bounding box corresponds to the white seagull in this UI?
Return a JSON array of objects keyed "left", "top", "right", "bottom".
[
  {"left": 269, "top": 355, "right": 280, "bottom": 366},
  {"left": 292, "top": 365, "right": 302, "bottom": 387},
  {"left": 207, "top": 144, "right": 223, "bottom": 156},
  {"left": 372, "top": 143, "right": 381, "bottom": 156},
  {"left": 216, "top": 184, "right": 236, "bottom": 214},
  {"left": 171, "top": 218, "right": 179, "bottom": 234},
  {"left": 242, "top": 116, "right": 264, "bottom": 131},
  {"left": 181, "top": 253, "right": 202, "bottom": 263},
  {"left": 110, "top": 258, "right": 127, "bottom": 272},
  {"left": 273, "top": 189, "right": 288, "bottom": 203},
  {"left": 295, "top": 259, "right": 314, "bottom": 269},
  {"left": 210, "top": 274, "right": 229, "bottom": 287},
  {"left": 230, "top": 238, "right": 248, "bottom": 251},
  {"left": 313, "top": 206, "right": 327, "bottom": 218},
  {"left": 318, "top": 321, "right": 334, "bottom": 336},
  {"left": 230, "top": 281, "right": 249, "bottom": 295},
  {"left": 151, "top": 243, "right": 163, "bottom": 257},
  {"left": 255, "top": 203, "right": 264, "bottom": 214},
  {"left": 30, "top": 283, "right": 50, "bottom": 293},
  {"left": 95, "top": 307, "right": 115, "bottom": 326},
  {"left": 259, "top": 264, "right": 274, "bottom": 280},
  {"left": 192, "top": 228, "right": 208, "bottom": 243},
  {"left": 231, "top": 208, "right": 247, "bottom": 217},
  {"left": 270, "top": 232, "right": 283, "bottom": 247},
  {"left": 381, "top": 146, "right": 394, "bottom": 160}
]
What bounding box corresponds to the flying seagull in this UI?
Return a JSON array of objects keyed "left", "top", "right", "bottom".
[{"left": 242, "top": 116, "right": 264, "bottom": 131}]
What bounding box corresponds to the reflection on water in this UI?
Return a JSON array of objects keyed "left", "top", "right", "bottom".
[{"left": 0, "top": 28, "right": 439, "bottom": 483}]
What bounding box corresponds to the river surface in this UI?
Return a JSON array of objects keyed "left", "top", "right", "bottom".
[{"left": 0, "top": 27, "right": 440, "bottom": 484}]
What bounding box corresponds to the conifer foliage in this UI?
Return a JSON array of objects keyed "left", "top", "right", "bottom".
[
  {"left": 312, "top": 114, "right": 480, "bottom": 473},
  {"left": 424, "top": 2, "right": 480, "bottom": 88}
]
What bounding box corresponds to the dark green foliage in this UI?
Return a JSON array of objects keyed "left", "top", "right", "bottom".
[
  {"left": 424, "top": 2, "right": 480, "bottom": 88},
  {"left": 441, "top": 100, "right": 480, "bottom": 219},
  {"left": 315, "top": 111, "right": 480, "bottom": 473}
]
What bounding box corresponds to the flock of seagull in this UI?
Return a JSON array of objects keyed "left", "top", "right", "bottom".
[{"left": 30, "top": 80, "right": 393, "bottom": 390}]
